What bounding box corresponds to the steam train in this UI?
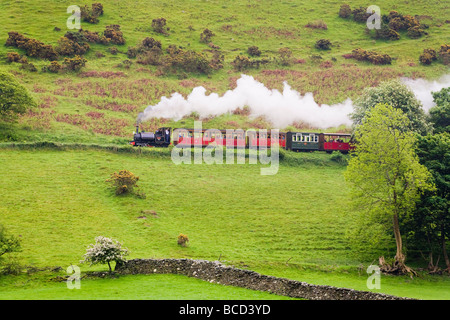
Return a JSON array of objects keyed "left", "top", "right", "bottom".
[{"left": 130, "top": 125, "right": 353, "bottom": 153}]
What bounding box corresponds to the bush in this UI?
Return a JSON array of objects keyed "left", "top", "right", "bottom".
[
  {"left": 43, "top": 61, "right": 62, "bottom": 73},
  {"left": 352, "top": 7, "right": 370, "bottom": 23},
  {"left": 373, "top": 25, "right": 400, "bottom": 40},
  {"left": 80, "top": 3, "right": 104, "bottom": 24},
  {"left": 439, "top": 44, "right": 450, "bottom": 65},
  {"left": 62, "top": 55, "right": 87, "bottom": 71},
  {"left": 247, "top": 45, "right": 261, "bottom": 57},
  {"left": 152, "top": 18, "right": 168, "bottom": 35},
  {"left": 142, "top": 37, "right": 162, "bottom": 50},
  {"left": 106, "top": 169, "right": 140, "bottom": 195},
  {"left": 81, "top": 29, "right": 109, "bottom": 44},
  {"left": 351, "top": 48, "right": 391, "bottom": 65},
  {"left": 6, "top": 52, "right": 20, "bottom": 63},
  {"left": 104, "top": 25, "right": 125, "bottom": 45},
  {"left": 407, "top": 26, "right": 426, "bottom": 39},
  {"left": 315, "top": 39, "right": 332, "bottom": 50},
  {"left": 200, "top": 28, "right": 215, "bottom": 43},
  {"left": 177, "top": 233, "right": 189, "bottom": 247},
  {"left": 339, "top": 4, "right": 352, "bottom": 18},
  {"left": 80, "top": 236, "right": 129, "bottom": 273},
  {"left": 6, "top": 32, "right": 58, "bottom": 60},
  {"left": 56, "top": 36, "right": 89, "bottom": 56},
  {"left": 419, "top": 48, "right": 437, "bottom": 65},
  {"left": 163, "top": 47, "right": 212, "bottom": 74},
  {"left": 231, "top": 55, "right": 256, "bottom": 70}
]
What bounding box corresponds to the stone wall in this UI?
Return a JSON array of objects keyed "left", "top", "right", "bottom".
[{"left": 115, "top": 258, "right": 415, "bottom": 300}]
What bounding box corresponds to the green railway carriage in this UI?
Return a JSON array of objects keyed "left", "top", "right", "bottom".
[{"left": 285, "top": 132, "right": 320, "bottom": 151}]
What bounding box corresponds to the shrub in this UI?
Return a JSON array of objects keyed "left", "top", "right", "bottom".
[
  {"left": 352, "top": 7, "right": 370, "bottom": 23},
  {"left": 162, "top": 47, "right": 212, "bottom": 74},
  {"left": 177, "top": 233, "right": 189, "bottom": 247},
  {"left": 152, "top": 17, "right": 168, "bottom": 35},
  {"left": 106, "top": 169, "right": 139, "bottom": 195},
  {"left": 43, "top": 61, "right": 62, "bottom": 73},
  {"left": 62, "top": 55, "right": 87, "bottom": 71},
  {"left": 315, "top": 39, "right": 332, "bottom": 50},
  {"left": 80, "top": 236, "right": 129, "bottom": 273},
  {"left": 373, "top": 26, "right": 400, "bottom": 40},
  {"left": 339, "top": 4, "right": 352, "bottom": 18},
  {"left": 5, "top": 32, "right": 58, "bottom": 60},
  {"left": 104, "top": 25, "right": 125, "bottom": 45},
  {"left": 19, "top": 61, "right": 37, "bottom": 72},
  {"left": 351, "top": 48, "right": 391, "bottom": 65},
  {"left": 81, "top": 29, "right": 109, "bottom": 44},
  {"left": 56, "top": 36, "right": 89, "bottom": 56},
  {"left": 80, "top": 3, "right": 104, "bottom": 24},
  {"left": 108, "top": 46, "right": 119, "bottom": 55},
  {"left": 6, "top": 52, "right": 20, "bottom": 63},
  {"left": 200, "top": 28, "right": 215, "bottom": 43},
  {"left": 247, "top": 45, "right": 261, "bottom": 57},
  {"left": 407, "top": 26, "right": 426, "bottom": 39},
  {"left": 142, "top": 37, "right": 162, "bottom": 50},
  {"left": 419, "top": 48, "right": 437, "bottom": 65},
  {"left": 439, "top": 44, "right": 450, "bottom": 65}
]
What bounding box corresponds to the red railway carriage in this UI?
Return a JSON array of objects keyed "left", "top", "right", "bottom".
[
  {"left": 318, "top": 133, "right": 353, "bottom": 154},
  {"left": 247, "top": 131, "right": 286, "bottom": 149},
  {"left": 173, "top": 128, "right": 247, "bottom": 148}
]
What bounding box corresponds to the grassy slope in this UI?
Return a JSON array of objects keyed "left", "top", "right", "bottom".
[
  {"left": 0, "top": 147, "right": 449, "bottom": 300},
  {"left": 0, "top": 0, "right": 449, "bottom": 144}
]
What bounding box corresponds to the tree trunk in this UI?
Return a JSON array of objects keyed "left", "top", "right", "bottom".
[
  {"left": 441, "top": 225, "right": 450, "bottom": 273},
  {"left": 392, "top": 212, "right": 405, "bottom": 264},
  {"left": 107, "top": 261, "right": 112, "bottom": 273}
]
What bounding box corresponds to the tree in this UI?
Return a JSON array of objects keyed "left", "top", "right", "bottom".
[
  {"left": 429, "top": 87, "right": 450, "bottom": 134},
  {"left": 80, "top": 236, "right": 129, "bottom": 273},
  {"left": 345, "top": 103, "right": 434, "bottom": 275},
  {"left": 403, "top": 133, "right": 450, "bottom": 272},
  {"left": 351, "top": 79, "right": 432, "bottom": 135},
  {"left": 0, "top": 71, "right": 36, "bottom": 122}
]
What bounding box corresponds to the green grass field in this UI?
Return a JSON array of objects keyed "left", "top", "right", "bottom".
[
  {"left": 0, "top": 147, "right": 449, "bottom": 300},
  {"left": 0, "top": 0, "right": 449, "bottom": 301}
]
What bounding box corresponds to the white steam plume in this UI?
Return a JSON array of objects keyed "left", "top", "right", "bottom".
[
  {"left": 137, "top": 73, "right": 450, "bottom": 128},
  {"left": 401, "top": 73, "right": 450, "bottom": 112},
  {"left": 137, "top": 74, "right": 354, "bottom": 129}
]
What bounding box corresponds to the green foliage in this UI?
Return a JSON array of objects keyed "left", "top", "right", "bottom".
[
  {"left": 278, "top": 47, "right": 293, "bottom": 66},
  {"left": 55, "top": 33, "right": 90, "bottom": 56},
  {"left": 80, "top": 2, "right": 104, "bottom": 24},
  {"left": 0, "top": 71, "right": 36, "bottom": 122},
  {"left": 103, "top": 24, "right": 125, "bottom": 45},
  {"left": 345, "top": 103, "right": 434, "bottom": 265},
  {"left": 0, "top": 224, "right": 21, "bottom": 259},
  {"left": 403, "top": 133, "right": 450, "bottom": 269},
  {"left": 419, "top": 48, "right": 437, "bottom": 65},
  {"left": 429, "top": 87, "right": 450, "bottom": 133},
  {"left": 351, "top": 79, "right": 431, "bottom": 135},
  {"left": 42, "top": 61, "right": 62, "bottom": 73}
]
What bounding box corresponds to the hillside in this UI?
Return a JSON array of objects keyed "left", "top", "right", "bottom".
[{"left": 0, "top": 0, "right": 449, "bottom": 144}]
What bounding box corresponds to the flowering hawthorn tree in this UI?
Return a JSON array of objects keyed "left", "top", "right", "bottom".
[{"left": 80, "top": 236, "right": 129, "bottom": 273}]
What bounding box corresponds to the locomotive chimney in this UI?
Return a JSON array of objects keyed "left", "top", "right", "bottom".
[{"left": 135, "top": 124, "right": 139, "bottom": 134}]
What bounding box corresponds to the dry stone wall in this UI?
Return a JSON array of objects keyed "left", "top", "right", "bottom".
[{"left": 115, "top": 258, "right": 415, "bottom": 300}]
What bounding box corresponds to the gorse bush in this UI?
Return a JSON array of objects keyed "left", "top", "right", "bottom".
[
  {"left": 419, "top": 48, "right": 437, "bottom": 65},
  {"left": 80, "top": 2, "right": 104, "bottom": 24},
  {"left": 177, "top": 234, "right": 189, "bottom": 247},
  {"left": 351, "top": 48, "right": 391, "bottom": 65},
  {"left": 42, "top": 61, "right": 62, "bottom": 73},
  {"left": 103, "top": 25, "right": 125, "bottom": 45},
  {"left": 152, "top": 17, "right": 168, "bottom": 35},
  {"left": 106, "top": 169, "right": 140, "bottom": 195},
  {"left": 6, "top": 52, "right": 20, "bottom": 63},
  {"left": 62, "top": 55, "right": 87, "bottom": 71},
  {"left": 5, "top": 32, "right": 58, "bottom": 60}
]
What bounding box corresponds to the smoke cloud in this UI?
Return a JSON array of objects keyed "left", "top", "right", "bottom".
[
  {"left": 137, "top": 73, "right": 450, "bottom": 128},
  {"left": 137, "top": 74, "right": 354, "bottom": 129},
  {"left": 401, "top": 73, "right": 450, "bottom": 112}
]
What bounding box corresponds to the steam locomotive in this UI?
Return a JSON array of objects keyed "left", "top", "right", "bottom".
[{"left": 130, "top": 125, "right": 353, "bottom": 153}]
